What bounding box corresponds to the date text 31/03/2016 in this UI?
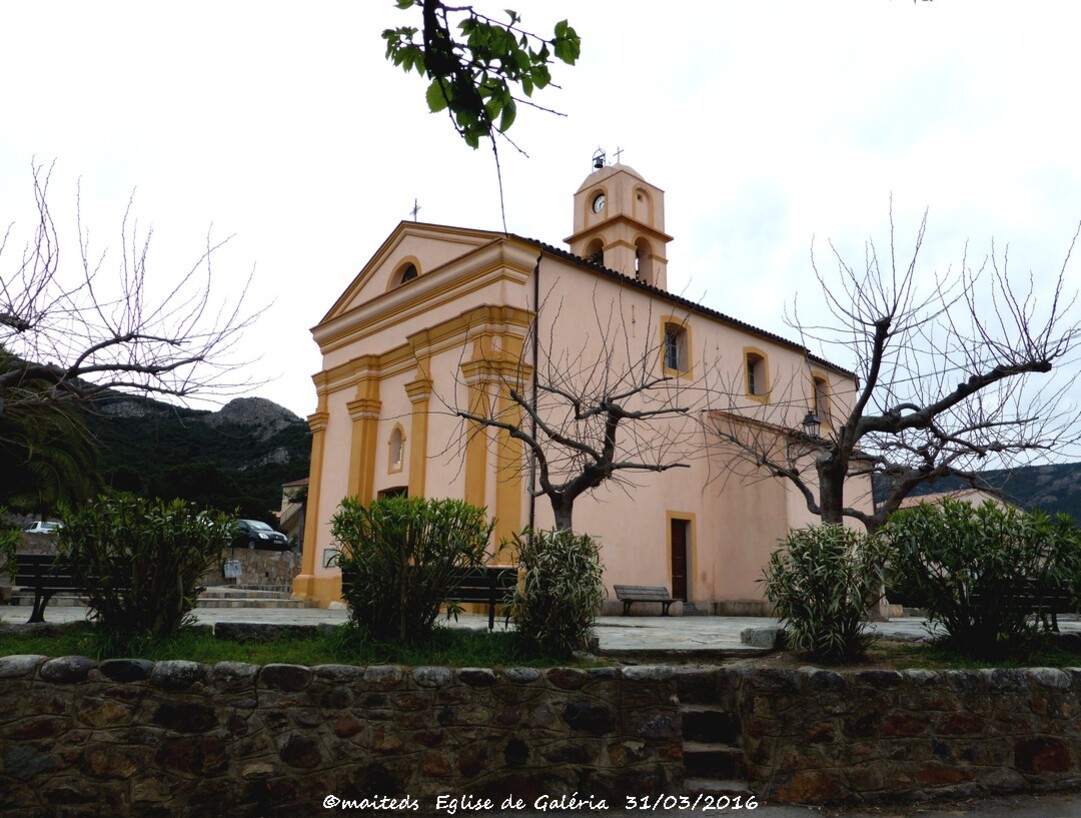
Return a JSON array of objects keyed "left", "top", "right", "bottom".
[{"left": 625, "top": 794, "right": 758, "bottom": 811}]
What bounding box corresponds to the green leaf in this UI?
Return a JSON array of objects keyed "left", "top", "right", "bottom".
[
  {"left": 552, "top": 21, "right": 580, "bottom": 64},
  {"left": 498, "top": 98, "right": 517, "bottom": 133},
  {"left": 425, "top": 79, "right": 449, "bottom": 113}
]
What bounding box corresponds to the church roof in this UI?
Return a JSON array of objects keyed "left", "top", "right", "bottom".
[{"left": 509, "top": 233, "right": 857, "bottom": 381}]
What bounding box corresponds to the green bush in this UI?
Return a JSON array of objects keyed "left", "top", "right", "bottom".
[
  {"left": 57, "top": 496, "right": 233, "bottom": 639},
  {"left": 0, "top": 509, "right": 18, "bottom": 579},
  {"left": 510, "top": 528, "right": 605, "bottom": 660},
  {"left": 0, "top": 511, "right": 18, "bottom": 621},
  {"left": 331, "top": 495, "right": 494, "bottom": 645},
  {"left": 881, "top": 499, "right": 1077, "bottom": 659},
  {"left": 763, "top": 524, "right": 887, "bottom": 663}
]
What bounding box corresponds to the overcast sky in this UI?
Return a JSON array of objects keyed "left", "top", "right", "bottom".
[{"left": 1, "top": 1, "right": 1079, "bottom": 442}]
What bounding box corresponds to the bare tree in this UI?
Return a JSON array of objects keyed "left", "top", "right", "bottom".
[
  {"left": 0, "top": 162, "right": 257, "bottom": 500},
  {"left": 711, "top": 209, "right": 1081, "bottom": 531},
  {"left": 451, "top": 287, "right": 714, "bottom": 532}
]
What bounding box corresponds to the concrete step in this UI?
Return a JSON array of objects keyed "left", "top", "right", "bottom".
[
  {"left": 682, "top": 742, "right": 745, "bottom": 780},
  {"left": 682, "top": 778, "right": 755, "bottom": 799},
  {"left": 199, "top": 587, "right": 294, "bottom": 600},
  {"left": 234, "top": 584, "right": 293, "bottom": 593},
  {"left": 683, "top": 778, "right": 752, "bottom": 799},
  {"left": 196, "top": 598, "right": 317, "bottom": 609},
  {"left": 681, "top": 704, "right": 741, "bottom": 744},
  {"left": 8, "top": 592, "right": 84, "bottom": 607}
]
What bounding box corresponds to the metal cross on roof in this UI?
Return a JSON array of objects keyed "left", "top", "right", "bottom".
[{"left": 409, "top": 198, "right": 421, "bottom": 222}]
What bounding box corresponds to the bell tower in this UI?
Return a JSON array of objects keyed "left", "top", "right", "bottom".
[{"left": 565, "top": 152, "right": 673, "bottom": 290}]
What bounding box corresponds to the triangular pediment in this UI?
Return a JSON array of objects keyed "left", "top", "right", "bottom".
[{"left": 318, "top": 221, "right": 502, "bottom": 326}]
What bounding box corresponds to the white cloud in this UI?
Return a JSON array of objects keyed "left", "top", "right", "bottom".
[{"left": 0, "top": 0, "right": 1077, "bottom": 445}]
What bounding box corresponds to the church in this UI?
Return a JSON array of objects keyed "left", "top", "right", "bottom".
[{"left": 292, "top": 157, "right": 872, "bottom": 614}]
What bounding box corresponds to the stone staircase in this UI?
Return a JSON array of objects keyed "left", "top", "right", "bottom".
[
  {"left": 681, "top": 697, "right": 754, "bottom": 798},
  {"left": 197, "top": 585, "right": 318, "bottom": 609}
]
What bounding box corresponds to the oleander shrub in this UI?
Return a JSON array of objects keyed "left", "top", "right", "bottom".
[
  {"left": 0, "top": 511, "right": 18, "bottom": 621},
  {"left": 763, "top": 524, "right": 888, "bottom": 663},
  {"left": 881, "top": 499, "right": 1080, "bottom": 658},
  {"left": 510, "top": 528, "right": 605, "bottom": 660},
  {"left": 0, "top": 509, "right": 17, "bottom": 579},
  {"left": 57, "top": 495, "right": 233, "bottom": 639},
  {"left": 331, "top": 495, "right": 494, "bottom": 645}
]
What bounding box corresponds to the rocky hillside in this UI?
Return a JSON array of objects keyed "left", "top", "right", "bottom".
[
  {"left": 879, "top": 461, "right": 1081, "bottom": 521},
  {"left": 88, "top": 396, "right": 311, "bottom": 522}
]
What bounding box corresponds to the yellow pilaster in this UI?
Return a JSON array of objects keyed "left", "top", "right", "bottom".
[
  {"left": 462, "top": 376, "right": 490, "bottom": 509},
  {"left": 493, "top": 381, "right": 523, "bottom": 546},
  {"left": 292, "top": 408, "right": 329, "bottom": 601},
  {"left": 405, "top": 376, "right": 432, "bottom": 498},
  {"left": 347, "top": 396, "right": 382, "bottom": 504},
  {"left": 346, "top": 359, "right": 382, "bottom": 504}
]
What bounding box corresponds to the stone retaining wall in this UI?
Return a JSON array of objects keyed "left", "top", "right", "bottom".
[
  {"left": 212, "top": 546, "right": 301, "bottom": 588},
  {"left": 679, "top": 665, "right": 1081, "bottom": 804},
  {"left": 4, "top": 657, "right": 1081, "bottom": 815},
  {"left": 0, "top": 657, "right": 682, "bottom": 817}
]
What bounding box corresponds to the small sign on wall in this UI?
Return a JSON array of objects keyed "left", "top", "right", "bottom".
[
  {"left": 224, "top": 560, "right": 242, "bottom": 580},
  {"left": 322, "top": 548, "right": 340, "bottom": 569}
]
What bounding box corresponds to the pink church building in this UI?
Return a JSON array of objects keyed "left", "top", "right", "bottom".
[{"left": 292, "top": 160, "right": 872, "bottom": 614}]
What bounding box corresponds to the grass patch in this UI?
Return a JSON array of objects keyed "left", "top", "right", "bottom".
[
  {"left": 852, "top": 634, "right": 1081, "bottom": 671},
  {"left": 0, "top": 621, "right": 593, "bottom": 668}
]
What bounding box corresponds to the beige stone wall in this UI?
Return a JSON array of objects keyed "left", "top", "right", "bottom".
[{"left": 211, "top": 547, "right": 301, "bottom": 588}]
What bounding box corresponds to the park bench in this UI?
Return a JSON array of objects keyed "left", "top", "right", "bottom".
[
  {"left": 340, "top": 565, "right": 518, "bottom": 630},
  {"left": 614, "top": 584, "right": 676, "bottom": 616},
  {"left": 10, "top": 553, "right": 133, "bottom": 625},
  {"left": 993, "top": 582, "right": 1073, "bottom": 633},
  {"left": 443, "top": 566, "right": 518, "bottom": 630},
  {"left": 12, "top": 554, "right": 83, "bottom": 624}
]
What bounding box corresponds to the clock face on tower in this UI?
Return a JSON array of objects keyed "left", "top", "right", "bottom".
[{"left": 591, "top": 192, "right": 606, "bottom": 213}]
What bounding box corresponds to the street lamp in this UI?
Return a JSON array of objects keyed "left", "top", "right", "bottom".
[{"left": 801, "top": 411, "right": 821, "bottom": 439}]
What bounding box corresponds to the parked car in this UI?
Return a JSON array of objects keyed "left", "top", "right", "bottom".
[
  {"left": 232, "top": 519, "right": 289, "bottom": 550},
  {"left": 23, "top": 520, "right": 63, "bottom": 535}
]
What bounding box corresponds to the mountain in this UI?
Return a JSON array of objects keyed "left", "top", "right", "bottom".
[
  {"left": 877, "top": 461, "right": 1081, "bottom": 521},
  {"left": 87, "top": 395, "right": 312, "bottom": 523}
]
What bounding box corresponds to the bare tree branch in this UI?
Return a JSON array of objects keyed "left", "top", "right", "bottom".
[
  {"left": 724, "top": 205, "right": 1081, "bottom": 531},
  {"left": 1, "top": 161, "right": 261, "bottom": 497}
]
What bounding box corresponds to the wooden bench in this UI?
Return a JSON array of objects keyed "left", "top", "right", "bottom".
[
  {"left": 443, "top": 566, "right": 518, "bottom": 630},
  {"left": 340, "top": 565, "right": 518, "bottom": 630},
  {"left": 12, "top": 554, "right": 82, "bottom": 624},
  {"left": 11, "top": 553, "right": 135, "bottom": 624},
  {"left": 976, "top": 582, "right": 1074, "bottom": 633},
  {"left": 614, "top": 584, "right": 676, "bottom": 616}
]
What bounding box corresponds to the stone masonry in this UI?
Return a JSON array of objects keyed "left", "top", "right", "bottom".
[
  {"left": 5, "top": 657, "right": 1081, "bottom": 815},
  {"left": 674, "top": 665, "right": 1081, "bottom": 804},
  {"left": 0, "top": 657, "right": 682, "bottom": 817}
]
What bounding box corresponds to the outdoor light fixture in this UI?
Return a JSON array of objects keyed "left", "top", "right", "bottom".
[{"left": 801, "top": 411, "right": 821, "bottom": 439}]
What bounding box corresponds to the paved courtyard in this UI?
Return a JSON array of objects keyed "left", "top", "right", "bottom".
[{"left": 9, "top": 604, "right": 1081, "bottom": 655}]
